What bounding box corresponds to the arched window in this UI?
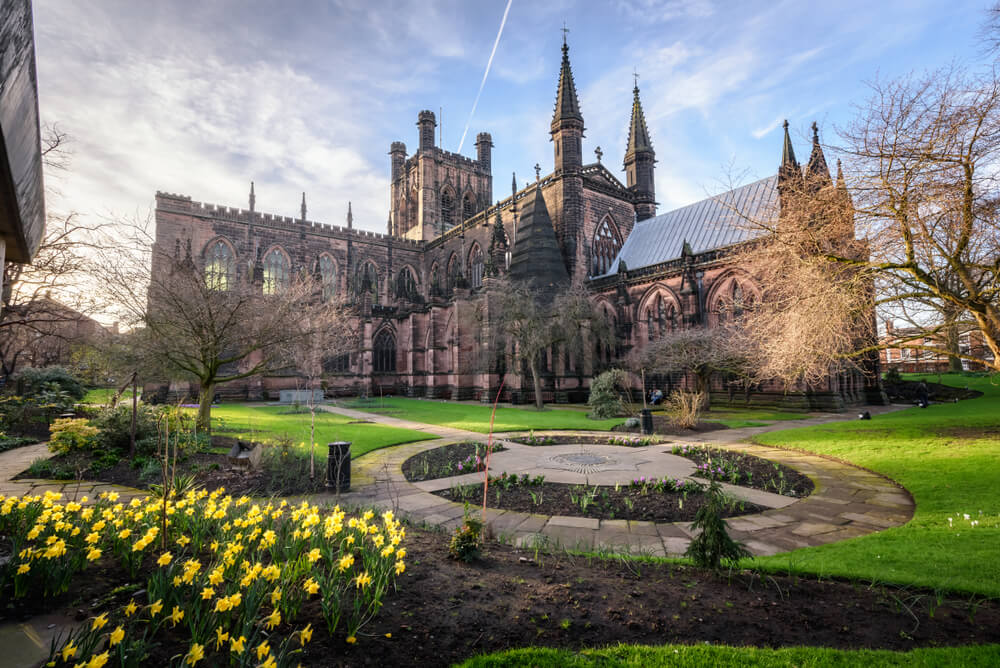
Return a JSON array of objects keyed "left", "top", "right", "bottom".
[
  {"left": 446, "top": 254, "right": 460, "bottom": 294},
  {"left": 373, "top": 329, "right": 396, "bottom": 373},
  {"left": 646, "top": 295, "right": 677, "bottom": 340},
  {"left": 205, "top": 240, "right": 234, "bottom": 291},
  {"left": 263, "top": 248, "right": 289, "bottom": 295},
  {"left": 356, "top": 262, "right": 379, "bottom": 303},
  {"left": 440, "top": 190, "right": 455, "bottom": 230},
  {"left": 429, "top": 263, "right": 441, "bottom": 297},
  {"left": 395, "top": 266, "right": 418, "bottom": 300},
  {"left": 319, "top": 255, "right": 337, "bottom": 301},
  {"left": 462, "top": 192, "right": 475, "bottom": 221},
  {"left": 469, "top": 244, "right": 484, "bottom": 289},
  {"left": 591, "top": 217, "right": 622, "bottom": 276}
]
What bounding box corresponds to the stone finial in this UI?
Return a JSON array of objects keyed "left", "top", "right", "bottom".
[
  {"left": 249, "top": 181, "right": 256, "bottom": 212},
  {"left": 300, "top": 192, "right": 307, "bottom": 221}
]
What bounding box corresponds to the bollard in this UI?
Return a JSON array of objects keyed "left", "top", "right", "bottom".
[{"left": 326, "top": 441, "right": 352, "bottom": 493}]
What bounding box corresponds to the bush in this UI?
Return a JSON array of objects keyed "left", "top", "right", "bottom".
[
  {"left": 883, "top": 367, "right": 903, "bottom": 384},
  {"left": 11, "top": 367, "right": 85, "bottom": 400},
  {"left": 0, "top": 433, "right": 37, "bottom": 453},
  {"left": 685, "top": 480, "right": 751, "bottom": 572},
  {"left": 588, "top": 368, "right": 630, "bottom": 419},
  {"left": 47, "top": 418, "right": 100, "bottom": 454},
  {"left": 91, "top": 403, "right": 161, "bottom": 454},
  {"left": 24, "top": 457, "right": 74, "bottom": 480},
  {"left": 449, "top": 509, "right": 483, "bottom": 562},
  {"left": 665, "top": 390, "right": 704, "bottom": 429}
]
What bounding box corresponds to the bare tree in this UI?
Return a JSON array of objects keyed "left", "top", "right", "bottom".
[{"left": 487, "top": 278, "right": 614, "bottom": 410}]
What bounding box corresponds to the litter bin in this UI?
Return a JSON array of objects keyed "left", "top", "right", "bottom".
[
  {"left": 640, "top": 409, "right": 654, "bottom": 435},
  {"left": 326, "top": 441, "right": 351, "bottom": 493}
]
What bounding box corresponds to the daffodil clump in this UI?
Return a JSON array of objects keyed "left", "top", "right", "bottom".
[{"left": 0, "top": 489, "right": 405, "bottom": 667}]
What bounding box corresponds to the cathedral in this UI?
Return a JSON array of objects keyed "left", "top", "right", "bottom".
[{"left": 150, "top": 39, "right": 882, "bottom": 410}]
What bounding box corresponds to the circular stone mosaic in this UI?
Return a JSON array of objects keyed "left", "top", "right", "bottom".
[{"left": 547, "top": 452, "right": 620, "bottom": 474}]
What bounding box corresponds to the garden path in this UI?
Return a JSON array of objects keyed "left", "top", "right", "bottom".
[
  {"left": 321, "top": 403, "right": 915, "bottom": 558},
  {"left": 0, "top": 442, "right": 145, "bottom": 502}
]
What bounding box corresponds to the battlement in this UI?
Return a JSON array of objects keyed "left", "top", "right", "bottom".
[
  {"left": 403, "top": 147, "right": 490, "bottom": 174},
  {"left": 154, "top": 192, "right": 423, "bottom": 248}
]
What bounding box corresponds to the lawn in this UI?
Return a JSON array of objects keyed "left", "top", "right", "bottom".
[
  {"left": 81, "top": 387, "right": 140, "bottom": 404},
  {"left": 339, "top": 397, "right": 625, "bottom": 432},
  {"left": 751, "top": 373, "right": 1000, "bottom": 596},
  {"left": 207, "top": 403, "right": 433, "bottom": 457},
  {"left": 627, "top": 403, "right": 812, "bottom": 428}
]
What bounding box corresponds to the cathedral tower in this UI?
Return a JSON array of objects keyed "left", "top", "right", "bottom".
[{"left": 624, "top": 83, "right": 656, "bottom": 221}]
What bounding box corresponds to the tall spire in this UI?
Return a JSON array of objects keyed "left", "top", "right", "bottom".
[
  {"left": 508, "top": 182, "right": 569, "bottom": 297},
  {"left": 780, "top": 120, "right": 797, "bottom": 170},
  {"left": 806, "top": 121, "right": 831, "bottom": 190},
  {"left": 625, "top": 84, "right": 653, "bottom": 156},
  {"left": 551, "top": 38, "right": 583, "bottom": 129},
  {"left": 511, "top": 171, "right": 517, "bottom": 196}
]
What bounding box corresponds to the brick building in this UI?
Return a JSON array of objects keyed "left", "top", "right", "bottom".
[{"left": 150, "top": 39, "right": 881, "bottom": 410}]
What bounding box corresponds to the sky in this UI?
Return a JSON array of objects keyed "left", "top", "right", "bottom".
[{"left": 32, "top": 0, "right": 994, "bottom": 236}]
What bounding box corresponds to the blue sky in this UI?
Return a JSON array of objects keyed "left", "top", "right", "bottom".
[{"left": 33, "top": 0, "right": 992, "bottom": 234}]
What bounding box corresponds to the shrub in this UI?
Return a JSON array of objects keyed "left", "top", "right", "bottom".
[
  {"left": 11, "top": 366, "right": 85, "bottom": 400},
  {"left": 685, "top": 480, "right": 751, "bottom": 572},
  {"left": 0, "top": 433, "right": 37, "bottom": 453},
  {"left": 665, "top": 390, "right": 704, "bottom": 429},
  {"left": 588, "top": 368, "right": 629, "bottom": 419},
  {"left": 883, "top": 367, "right": 903, "bottom": 384},
  {"left": 47, "top": 418, "right": 100, "bottom": 454},
  {"left": 449, "top": 509, "right": 483, "bottom": 562},
  {"left": 24, "top": 457, "right": 74, "bottom": 479},
  {"left": 91, "top": 403, "right": 161, "bottom": 453}
]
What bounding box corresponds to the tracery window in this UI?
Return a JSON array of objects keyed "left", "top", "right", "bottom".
[
  {"left": 446, "top": 254, "right": 460, "bottom": 294},
  {"left": 463, "top": 192, "right": 475, "bottom": 222},
  {"left": 591, "top": 217, "right": 622, "bottom": 276},
  {"left": 357, "top": 262, "right": 379, "bottom": 304},
  {"left": 395, "top": 266, "right": 418, "bottom": 300},
  {"left": 429, "top": 263, "right": 441, "bottom": 297},
  {"left": 262, "top": 248, "right": 289, "bottom": 295},
  {"left": 204, "top": 240, "right": 234, "bottom": 291},
  {"left": 646, "top": 295, "right": 676, "bottom": 340},
  {"left": 441, "top": 190, "right": 455, "bottom": 230},
  {"left": 319, "top": 255, "right": 337, "bottom": 301},
  {"left": 373, "top": 329, "right": 396, "bottom": 373},
  {"left": 469, "top": 244, "right": 484, "bottom": 289}
]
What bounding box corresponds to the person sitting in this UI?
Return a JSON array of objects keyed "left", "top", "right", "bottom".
[{"left": 649, "top": 388, "right": 663, "bottom": 406}]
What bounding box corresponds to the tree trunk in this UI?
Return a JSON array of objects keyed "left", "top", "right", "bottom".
[
  {"left": 197, "top": 383, "right": 214, "bottom": 435},
  {"left": 944, "top": 323, "right": 964, "bottom": 373},
  {"left": 529, "top": 358, "right": 545, "bottom": 411},
  {"left": 696, "top": 372, "right": 712, "bottom": 410},
  {"left": 129, "top": 373, "right": 137, "bottom": 459}
]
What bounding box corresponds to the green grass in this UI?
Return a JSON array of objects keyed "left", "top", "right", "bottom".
[
  {"left": 751, "top": 373, "right": 1000, "bottom": 596},
  {"left": 457, "top": 643, "right": 1000, "bottom": 667},
  {"left": 207, "top": 403, "right": 433, "bottom": 457},
  {"left": 339, "top": 397, "right": 624, "bottom": 433},
  {"left": 702, "top": 407, "right": 810, "bottom": 429},
  {"left": 81, "top": 388, "right": 140, "bottom": 404}
]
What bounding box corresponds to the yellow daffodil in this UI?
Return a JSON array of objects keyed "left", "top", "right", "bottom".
[
  {"left": 303, "top": 578, "right": 320, "bottom": 595},
  {"left": 16, "top": 564, "right": 29, "bottom": 575},
  {"left": 395, "top": 561, "right": 406, "bottom": 575},
  {"left": 299, "top": 624, "right": 313, "bottom": 645},
  {"left": 150, "top": 599, "right": 163, "bottom": 616},
  {"left": 169, "top": 605, "right": 184, "bottom": 626},
  {"left": 157, "top": 552, "right": 172, "bottom": 567},
  {"left": 92, "top": 612, "right": 109, "bottom": 630},
  {"left": 270, "top": 588, "right": 281, "bottom": 605},
  {"left": 215, "top": 627, "right": 229, "bottom": 650},
  {"left": 385, "top": 633, "right": 392, "bottom": 638},
  {"left": 338, "top": 555, "right": 354, "bottom": 572},
  {"left": 109, "top": 626, "right": 125, "bottom": 647},
  {"left": 346, "top": 636, "right": 357, "bottom": 645},
  {"left": 185, "top": 643, "right": 204, "bottom": 666},
  {"left": 124, "top": 600, "right": 137, "bottom": 617},
  {"left": 213, "top": 597, "right": 231, "bottom": 613},
  {"left": 230, "top": 635, "right": 246, "bottom": 654},
  {"left": 86, "top": 650, "right": 110, "bottom": 668},
  {"left": 265, "top": 608, "right": 281, "bottom": 630},
  {"left": 355, "top": 572, "right": 373, "bottom": 589},
  {"left": 86, "top": 547, "right": 102, "bottom": 561},
  {"left": 177, "top": 535, "right": 191, "bottom": 547},
  {"left": 118, "top": 528, "right": 131, "bottom": 540},
  {"left": 260, "top": 656, "right": 277, "bottom": 668},
  {"left": 201, "top": 586, "right": 214, "bottom": 600},
  {"left": 61, "top": 641, "right": 78, "bottom": 661},
  {"left": 256, "top": 640, "right": 270, "bottom": 660},
  {"left": 208, "top": 568, "right": 224, "bottom": 585}
]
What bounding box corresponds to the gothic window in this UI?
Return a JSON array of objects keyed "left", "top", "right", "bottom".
[
  {"left": 319, "top": 255, "right": 337, "bottom": 301},
  {"left": 262, "top": 248, "right": 289, "bottom": 295},
  {"left": 373, "top": 329, "right": 396, "bottom": 373},
  {"left": 463, "top": 192, "right": 475, "bottom": 221},
  {"left": 395, "top": 266, "right": 418, "bottom": 300},
  {"left": 469, "top": 244, "right": 484, "bottom": 289},
  {"left": 204, "top": 240, "right": 234, "bottom": 291},
  {"left": 357, "top": 262, "right": 379, "bottom": 303},
  {"left": 323, "top": 352, "right": 350, "bottom": 373},
  {"left": 591, "top": 217, "right": 622, "bottom": 276},
  {"left": 717, "top": 278, "right": 752, "bottom": 323},
  {"left": 441, "top": 190, "right": 455, "bottom": 230},
  {"left": 429, "top": 263, "right": 441, "bottom": 297},
  {"left": 446, "top": 253, "right": 460, "bottom": 294},
  {"left": 646, "top": 295, "right": 677, "bottom": 340}
]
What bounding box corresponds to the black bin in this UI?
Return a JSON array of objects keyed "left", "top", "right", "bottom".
[
  {"left": 326, "top": 441, "right": 352, "bottom": 492},
  {"left": 640, "top": 409, "right": 654, "bottom": 435}
]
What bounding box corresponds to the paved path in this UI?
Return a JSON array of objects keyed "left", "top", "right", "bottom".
[
  {"left": 321, "top": 402, "right": 915, "bottom": 557},
  {"left": 0, "top": 442, "right": 145, "bottom": 502}
]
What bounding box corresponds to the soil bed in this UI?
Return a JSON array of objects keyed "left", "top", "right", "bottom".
[
  {"left": 402, "top": 441, "right": 506, "bottom": 482},
  {"left": 435, "top": 480, "right": 764, "bottom": 523},
  {"left": 883, "top": 379, "right": 982, "bottom": 403},
  {"left": 670, "top": 444, "right": 814, "bottom": 498},
  {"left": 6, "top": 527, "right": 999, "bottom": 667},
  {"left": 611, "top": 416, "right": 729, "bottom": 435},
  {"left": 508, "top": 434, "right": 667, "bottom": 447}
]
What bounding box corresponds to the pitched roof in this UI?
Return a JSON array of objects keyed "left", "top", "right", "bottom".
[
  {"left": 509, "top": 185, "right": 569, "bottom": 292},
  {"left": 600, "top": 175, "right": 777, "bottom": 276}
]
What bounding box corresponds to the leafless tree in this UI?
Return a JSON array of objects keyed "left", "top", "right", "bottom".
[{"left": 487, "top": 278, "right": 614, "bottom": 410}]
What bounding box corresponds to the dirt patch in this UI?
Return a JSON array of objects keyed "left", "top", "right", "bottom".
[
  {"left": 437, "top": 480, "right": 764, "bottom": 523},
  {"left": 508, "top": 434, "right": 668, "bottom": 447},
  {"left": 4, "top": 527, "right": 998, "bottom": 667},
  {"left": 934, "top": 427, "right": 1000, "bottom": 440},
  {"left": 670, "top": 444, "right": 814, "bottom": 498}
]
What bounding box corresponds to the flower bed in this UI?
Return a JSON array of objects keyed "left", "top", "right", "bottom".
[
  {"left": 401, "top": 441, "right": 506, "bottom": 482},
  {"left": 509, "top": 433, "right": 667, "bottom": 447},
  {"left": 0, "top": 489, "right": 405, "bottom": 666},
  {"left": 670, "top": 444, "right": 814, "bottom": 498}
]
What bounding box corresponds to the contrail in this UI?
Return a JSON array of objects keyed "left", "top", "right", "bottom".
[{"left": 458, "top": 0, "right": 513, "bottom": 153}]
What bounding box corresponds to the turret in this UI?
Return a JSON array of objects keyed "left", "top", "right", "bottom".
[
  {"left": 417, "top": 110, "right": 436, "bottom": 152},
  {"left": 475, "top": 132, "right": 493, "bottom": 171},
  {"left": 390, "top": 141, "right": 406, "bottom": 181},
  {"left": 777, "top": 120, "right": 803, "bottom": 200},
  {"left": 550, "top": 38, "right": 585, "bottom": 173},
  {"left": 805, "top": 121, "right": 831, "bottom": 193},
  {"left": 623, "top": 82, "right": 656, "bottom": 221}
]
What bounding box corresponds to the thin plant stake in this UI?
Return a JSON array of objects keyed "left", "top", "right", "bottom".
[{"left": 481, "top": 378, "right": 505, "bottom": 524}]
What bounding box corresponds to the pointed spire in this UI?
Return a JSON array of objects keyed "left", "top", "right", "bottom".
[
  {"left": 780, "top": 120, "right": 797, "bottom": 170},
  {"left": 300, "top": 192, "right": 307, "bottom": 221},
  {"left": 512, "top": 171, "right": 517, "bottom": 196},
  {"left": 249, "top": 181, "right": 256, "bottom": 212},
  {"left": 625, "top": 83, "right": 653, "bottom": 157},
  {"left": 508, "top": 182, "right": 569, "bottom": 296},
  {"left": 551, "top": 37, "right": 583, "bottom": 129},
  {"left": 346, "top": 202, "right": 353, "bottom": 229},
  {"left": 806, "top": 121, "right": 831, "bottom": 189}
]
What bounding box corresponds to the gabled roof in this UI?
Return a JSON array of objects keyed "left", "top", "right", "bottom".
[
  {"left": 509, "top": 185, "right": 569, "bottom": 292},
  {"left": 600, "top": 175, "right": 777, "bottom": 276}
]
